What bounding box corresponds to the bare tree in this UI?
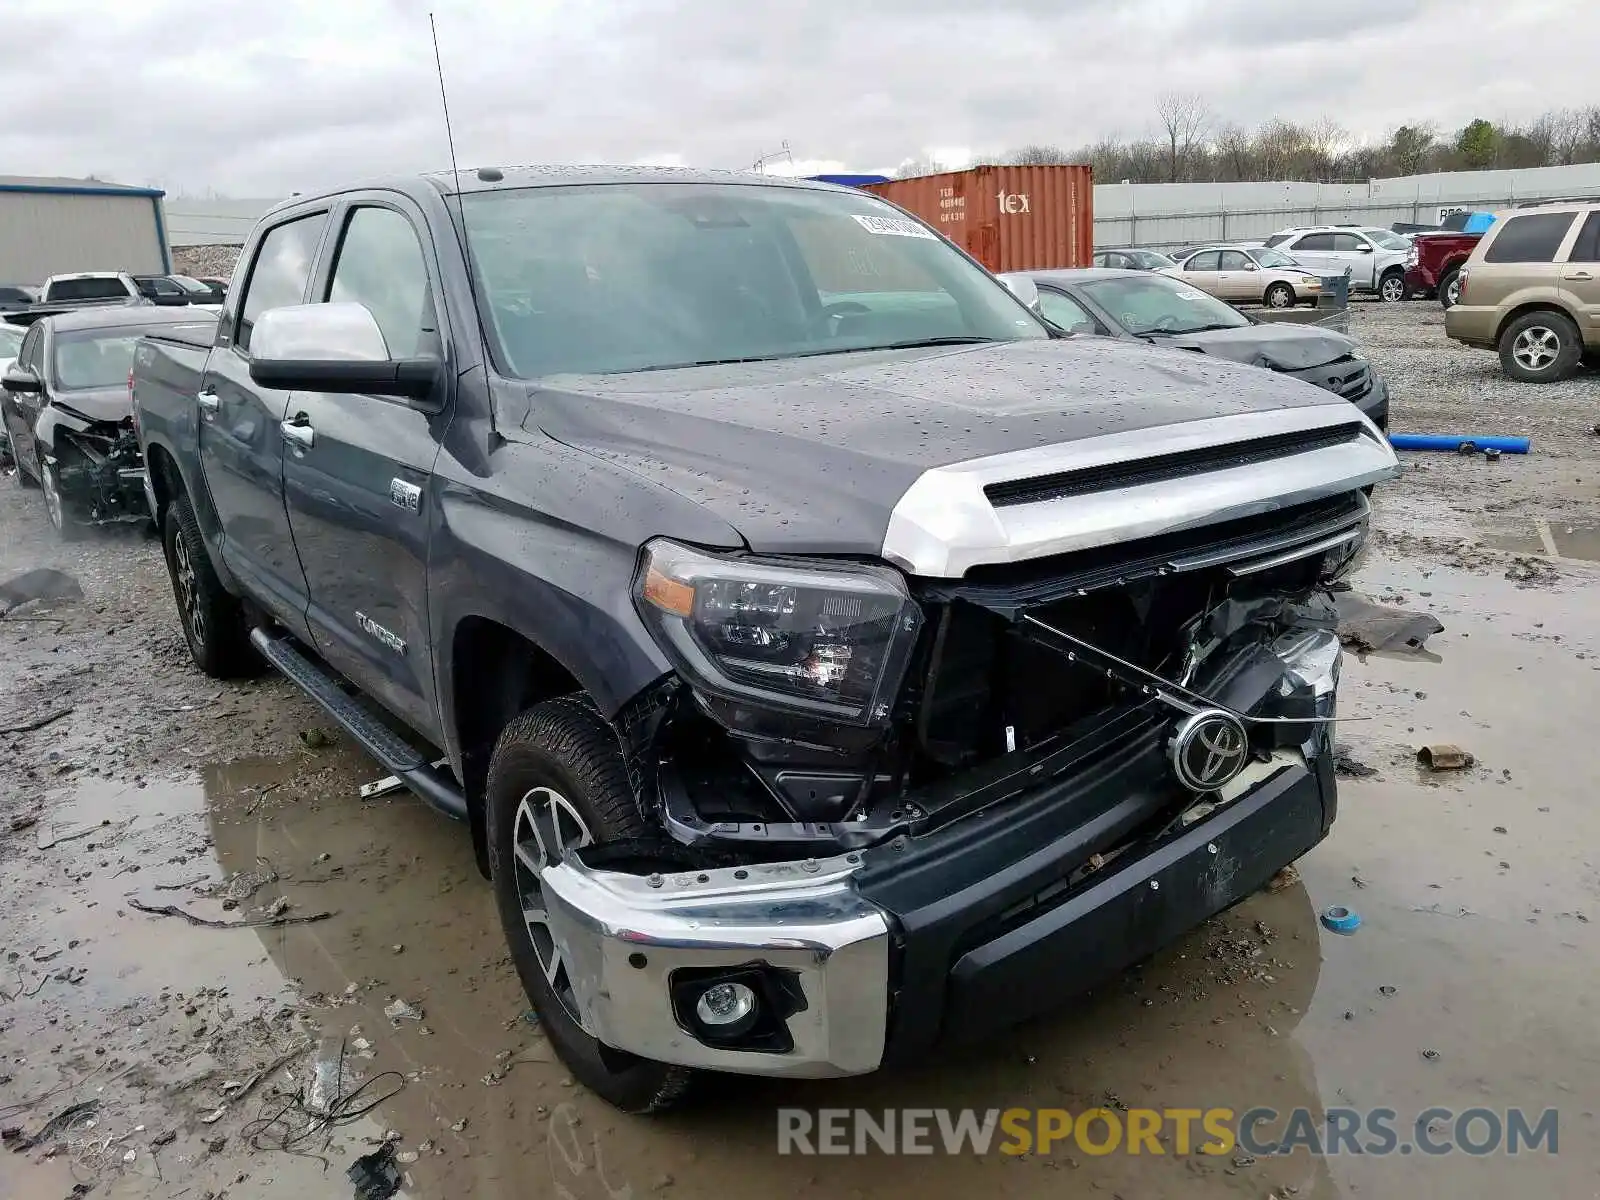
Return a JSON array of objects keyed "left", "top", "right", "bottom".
[
  {"left": 1213, "top": 122, "right": 1252, "bottom": 181},
  {"left": 1009, "top": 144, "right": 1074, "bottom": 166},
  {"left": 1155, "top": 91, "right": 1211, "bottom": 182},
  {"left": 893, "top": 156, "right": 946, "bottom": 180}
]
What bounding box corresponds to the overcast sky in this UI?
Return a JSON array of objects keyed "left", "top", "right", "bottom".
[{"left": 5, "top": 0, "right": 1595, "bottom": 197}]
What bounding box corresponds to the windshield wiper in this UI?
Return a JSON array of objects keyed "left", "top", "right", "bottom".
[{"left": 1148, "top": 323, "right": 1242, "bottom": 335}]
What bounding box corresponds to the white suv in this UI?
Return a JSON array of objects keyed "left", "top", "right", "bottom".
[{"left": 1264, "top": 226, "right": 1413, "bottom": 302}]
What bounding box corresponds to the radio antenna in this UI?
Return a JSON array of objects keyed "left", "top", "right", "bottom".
[{"left": 429, "top": 12, "right": 463, "bottom": 195}]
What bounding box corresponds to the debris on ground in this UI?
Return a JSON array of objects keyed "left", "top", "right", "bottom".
[
  {"left": 1265, "top": 864, "right": 1300, "bottom": 894},
  {"left": 300, "top": 729, "right": 333, "bottom": 750},
  {"left": 347, "top": 1141, "right": 403, "bottom": 1200},
  {"left": 0, "top": 567, "right": 83, "bottom": 614},
  {"left": 1334, "top": 593, "right": 1445, "bottom": 654},
  {"left": 1504, "top": 556, "right": 1561, "bottom": 587},
  {"left": 1320, "top": 905, "right": 1362, "bottom": 934},
  {"left": 383, "top": 998, "right": 423, "bottom": 1026},
  {"left": 128, "top": 898, "right": 333, "bottom": 929},
  {"left": 8, "top": 1099, "right": 99, "bottom": 1149},
  {"left": 1333, "top": 745, "right": 1379, "bottom": 778},
  {"left": 1417, "top": 744, "right": 1475, "bottom": 771}
]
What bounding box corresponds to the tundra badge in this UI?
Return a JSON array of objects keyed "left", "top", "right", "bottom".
[
  {"left": 390, "top": 478, "right": 422, "bottom": 512},
  {"left": 356, "top": 612, "right": 406, "bottom": 656}
]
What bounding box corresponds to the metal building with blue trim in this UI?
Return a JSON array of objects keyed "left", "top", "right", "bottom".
[{"left": 0, "top": 175, "right": 170, "bottom": 285}]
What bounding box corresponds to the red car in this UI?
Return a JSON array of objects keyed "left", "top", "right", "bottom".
[{"left": 1404, "top": 231, "right": 1483, "bottom": 308}]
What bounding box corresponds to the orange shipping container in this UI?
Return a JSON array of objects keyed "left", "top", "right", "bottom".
[{"left": 865, "top": 164, "right": 1094, "bottom": 273}]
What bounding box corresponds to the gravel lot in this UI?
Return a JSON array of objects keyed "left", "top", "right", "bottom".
[{"left": 1, "top": 301, "right": 1597, "bottom": 1200}]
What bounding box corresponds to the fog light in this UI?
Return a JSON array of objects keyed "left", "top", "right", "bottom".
[{"left": 695, "top": 981, "right": 756, "bottom": 1028}]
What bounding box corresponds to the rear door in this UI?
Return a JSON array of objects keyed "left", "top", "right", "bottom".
[
  {"left": 1558, "top": 210, "right": 1600, "bottom": 342},
  {"left": 281, "top": 195, "right": 450, "bottom": 740},
  {"left": 1175, "top": 250, "right": 1223, "bottom": 296},
  {"left": 1285, "top": 232, "right": 1334, "bottom": 277},
  {"left": 197, "top": 209, "right": 329, "bottom": 640}
]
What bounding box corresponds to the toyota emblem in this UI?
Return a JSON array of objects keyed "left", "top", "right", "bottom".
[{"left": 1170, "top": 709, "right": 1250, "bottom": 793}]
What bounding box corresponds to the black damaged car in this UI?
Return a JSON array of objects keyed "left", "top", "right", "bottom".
[
  {"left": 2, "top": 306, "right": 218, "bottom": 539},
  {"left": 1005, "top": 267, "right": 1391, "bottom": 430}
]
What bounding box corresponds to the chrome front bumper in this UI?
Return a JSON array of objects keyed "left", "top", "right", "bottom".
[{"left": 540, "top": 854, "right": 891, "bottom": 1077}]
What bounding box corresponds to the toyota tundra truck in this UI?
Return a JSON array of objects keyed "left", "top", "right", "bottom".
[{"left": 131, "top": 167, "right": 1398, "bottom": 1113}]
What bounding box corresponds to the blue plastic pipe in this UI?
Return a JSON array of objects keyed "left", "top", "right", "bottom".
[{"left": 1388, "top": 433, "right": 1531, "bottom": 454}]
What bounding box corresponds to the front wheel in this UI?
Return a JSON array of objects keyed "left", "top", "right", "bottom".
[
  {"left": 1437, "top": 269, "right": 1461, "bottom": 309},
  {"left": 162, "top": 494, "right": 257, "bottom": 676},
  {"left": 1498, "top": 311, "right": 1582, "bottom": 383},
  {"left": 39, "top": 459, "right": 82, "bottom": 542},
  {"left": 1379, "top": 271, "right": 1406, "bottom": 303},
  {"left": 486, "top": 696, "right": 696, "bottom": 1114},
  {"left": 1264, "top": 282, "right": 1295, "bottom": 309}
]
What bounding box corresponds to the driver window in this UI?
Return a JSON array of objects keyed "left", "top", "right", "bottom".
[
  {"left": 326, "top": 206, "right": 439, "bottom": 359},
  {"left": 1218, "top": 251, "right": 1252, "bottom": 270},
  {"left": 1037, "top": 289, "right": 1094, "bottom": 332},
  {"left": 1185, "top": 251, "right": 1220, "bottom": 272},
  {"left": 1331, "top": 233, "right": 1364, "bottom": 252}
]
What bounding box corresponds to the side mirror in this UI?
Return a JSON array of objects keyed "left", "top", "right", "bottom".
[
  {"left": 3, "top": 365, "right": 39, "bottom": 393},
  {"left": 999, "top": 274, "right": 1040, "bottom": 310},
  {"left": 248, "top": 302, "right": 441, "bottom": 405},
  {"left": 1356, "top": 244, "right": 1374, "bottom": 253},
  {"left": 1244, "top": 262, "right": 1261, "bottom": 271}
]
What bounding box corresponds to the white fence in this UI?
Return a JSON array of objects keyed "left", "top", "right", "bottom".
[{"left": 1095, "top": 163, "right": 1600, "bottom": 249}]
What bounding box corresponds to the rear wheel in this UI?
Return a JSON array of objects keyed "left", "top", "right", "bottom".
[
  {"left": 162, "top": 494, "right": 257, "bottom": 676},
  {"left": 1264, "top": 282, "right": 1295, "bottom": 309},
  {"left": 1379, "top": 270, "right": 1406, "bottom": 303},
  {"left": 1498, "top": 311, "right": 1582, "bottom": 383},
  {"left": 1437, "top": 269, "right": 1462, "bottom": 309},
  {"left": 486, "top": 696, "right": 695, "bottom": 1114}
]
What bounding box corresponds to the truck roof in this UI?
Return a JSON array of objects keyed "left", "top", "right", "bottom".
[
  {"left": 44, "top": 304, "right": 218, "bottom": 333},
  {"left": 264, "top": 165, "right": 845, "bottom": 220}
]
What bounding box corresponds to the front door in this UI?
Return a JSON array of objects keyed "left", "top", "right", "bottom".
[
  {"left": 1328, "top": 232, "right": 1376, "bottom": 289},
  {"left": 3, "top": 325, "right": 45, "bottom": 474},
  {"left": 1286, "top": 232, "right": 1334, "bottom": 277},
  {"left": 282, "top": 198, "right": 450, "bottom": 741},
  {"left": 197, "top": 210, "right": 328, "bottom": 640},
  {"left": 1559, "top": 210, "right": 1600, "bottom": 342}
]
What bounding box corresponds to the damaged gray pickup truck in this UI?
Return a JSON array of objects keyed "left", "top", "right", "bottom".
[{"left": 131, "top": 167, "right": 1399, "bottom": 1113}]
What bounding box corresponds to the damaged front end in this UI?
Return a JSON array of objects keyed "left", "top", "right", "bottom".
[
  {"left": 540, "top": 411, "right": 1394, "bottom": 1075},
  {"left": 41, "top": 410, "right": 149, "bottom": 526}
]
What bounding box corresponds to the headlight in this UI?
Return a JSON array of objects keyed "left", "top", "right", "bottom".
[{"left": 634, "top": 539, "right": 923, "bottom": 727}]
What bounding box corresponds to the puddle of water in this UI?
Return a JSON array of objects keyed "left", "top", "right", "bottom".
[{"left": 1550, "top": 522, "right": 1600, "bottom": 562}]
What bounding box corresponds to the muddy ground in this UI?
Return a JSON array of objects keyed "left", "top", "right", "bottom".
[{"left": 2, "top": 301, "right": 1598, "bottom": 1199}]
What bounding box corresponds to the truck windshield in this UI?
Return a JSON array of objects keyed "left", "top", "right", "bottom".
[
  {"left": 52, "top": 329, "right": 142, "bottom": 390},
  {"left": 49, "top": 278, "right": 128, "bottom": 301},
  {"left": 459, "top": 182, "right": 1048, "bottom": 377}
]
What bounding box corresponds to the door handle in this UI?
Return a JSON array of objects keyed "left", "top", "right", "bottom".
[
  {"left": 196, "top": 389, "right": 220, "bottom": 412},
  {"left": 1563, "top": 271, "right": 1594, "bottom": 281},
  {"left": 280, "top": 417, "right": 314, "bottom": 449}
]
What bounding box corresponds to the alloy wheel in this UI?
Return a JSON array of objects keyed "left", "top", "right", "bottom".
[
  {"left": 40, "top": 461, "right": 65, "bottom": 531},
  {"left": 512, "top": 786, "right": 594, "bottom": 1023},
  {"left": 1444, "top": 276, "right": 1461, "bottom": 306},
  {"left": 1511, "top": 326, "right": 1560, "bottom": 372},
  {"left": 173, "top": 530, "right": 205, "bottom": 647},
  {"left": 1381, "top": 275, "right": 1405, "bottom": 302}
]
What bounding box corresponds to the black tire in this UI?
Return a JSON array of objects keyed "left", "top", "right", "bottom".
[
  {"left": 39, "top": 458, "right": 83, "bottom": 542},
  {"left": 486, "top": 696, "right": 695, "bottom": 1114},
  {"left": 162, "top": 494, "right": 257, "bottom": 677},
  {"left": 1263, "top": 282, "right": 1295, "bottom": 309},
  {"left": 1379, "top": 269, "right": 1407, "bottom": 303},
  {"left": 1498, "top": 310, "right": 1583, "bottom": 383},
  {"left": 1437, "top": 268, "right": 1461, "bottom": 310}
]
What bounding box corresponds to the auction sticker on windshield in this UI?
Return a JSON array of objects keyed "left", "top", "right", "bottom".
[
  {"left": 853, "top": 214, "right": 938, "bottom": 239},
  {"left": 1174, "top": 289, "right": 1208, "bottom": 302}
]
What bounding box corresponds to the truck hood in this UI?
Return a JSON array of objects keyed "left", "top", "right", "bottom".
[
  {"left": 1150, "top": 323, "right": 1358, "bottom": 371},
  {"left": 524, "top": 337, "right": 1358, "bottom": 560},
  {"left": 53, "top": 386, "right": 130, "bottom": 424}
]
